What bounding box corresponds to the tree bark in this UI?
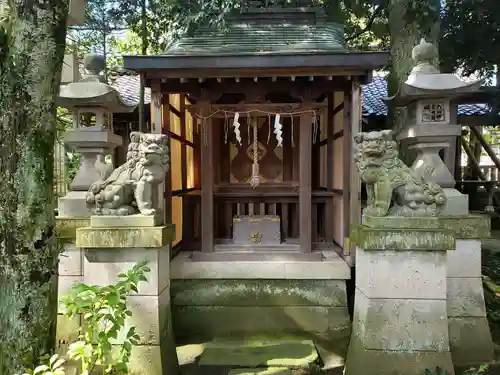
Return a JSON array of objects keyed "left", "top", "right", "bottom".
[
  {"left": 387, "top": 0, "right": 440, "bottom": 161},
  {"left": 0, "top": 1, "right": 69, "bottom": 372}
]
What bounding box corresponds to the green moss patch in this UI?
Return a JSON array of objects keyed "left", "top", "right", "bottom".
[{"left": 198, "top": 340, "right": 319, "bottom": 368}]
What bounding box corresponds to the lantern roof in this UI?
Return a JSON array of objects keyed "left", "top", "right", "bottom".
[
  {"left": 388, "top": 39, "right": 484, "bottom": 106},
  {"left": 58, "top": 54, "right": 137, "bottom": 113}
]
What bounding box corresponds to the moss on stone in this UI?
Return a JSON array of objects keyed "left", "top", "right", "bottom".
[
  {"left": 76, "top": 224, "right": 175, "bottom": 248},
  {"left": 363, "top": 215, "right": 490, "bottom": 239},
  {"left": 55, "top": 217, "right": 90, "bottom": 239},
  {"left": 350, "top": 225, "right": 455, "bottom": 251},
  {"left": 171, "top": 279, "right": 347, "bottom": 307},
  {"left": 198, "top": 340, "right": 318, "bottom": 368}
]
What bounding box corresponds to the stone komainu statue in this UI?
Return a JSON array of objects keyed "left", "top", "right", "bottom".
[
  {"left": 353, "top": 130, "right": 447, "bottom": 217},
  {"left": 86, "top": 132, "right": 169, "bottom": 216}
]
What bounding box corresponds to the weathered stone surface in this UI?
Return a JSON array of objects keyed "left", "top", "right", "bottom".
[
  {"left": 172, "top": 306, "right": 350, "bottom": 342},
  {"left": 447, "top": 277, "right": 486, "bottom": 317},
  {"left": 56, "top": 217, "right": 90, "bottom": 239},
  {"left": 449, "top": 317, "right": 494, "bottom": 366},
  {"left": 199, "top": 340, "right": 318, "bottom": 368},
  {"left": 90, "top": 214, "right": 164, "bottom": 228},
  {"left": 110, "top": 289, "right": 170, "bottom": 346},
  {"left": 58, "top": 243, "right": 84, "bottom": 276},
  {"left": 355, "top": 247, "right": 446, "bottom": 299},
  {"left": 171, "top": 279, "right": 347, "bottom": 307},
  {"left": 171, "top": 251, "right": 350, "bottom": 280},
  {"left": 76, "top": 224, "right": 175, "bottom": 248},
  {"left": 350, "top": 226, "right": 455, "bottom": 251},
  {"left": 83, "top": 246, "right": 170, "bottom": 296},
  {"left": 344, "top": 335, "right": 454, "bottom": 375},
  {"left": 362, "top": 215, "right": 490, "bottom": 239},
  {"left": 127, "top": 340, "right": 179, "bottom": 375},
  {"left": 447, "top": 239, "right": 481, "bottom": 278},
  {"left": 353, "top": 290, "right": 449, "bottom": 351}
]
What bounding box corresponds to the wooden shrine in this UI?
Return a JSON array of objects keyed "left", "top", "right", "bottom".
[{"left": 123, "top": 5, "right": 389, "bottom": 260}]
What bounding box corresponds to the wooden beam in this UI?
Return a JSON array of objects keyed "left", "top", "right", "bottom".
[
  {"left": 200, "top": 103, "right": 214, "bottom": 252},
  {"left": 299, "top": 112, "right": 313, "bottom": 253}
]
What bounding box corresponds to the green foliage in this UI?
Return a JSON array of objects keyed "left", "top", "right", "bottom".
[
  {"left": 17, "top": 354, "right": 66, "bottom": 375},
  {"left": 60, "top": 260, "right": 150, "bottom": 374}
]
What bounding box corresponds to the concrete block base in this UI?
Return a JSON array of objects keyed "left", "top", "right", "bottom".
[
  {"left": 345, "top": 335, "right": 454, "bottom": 375},
  {"left": 449, "top": 317, "right": 494, "bottom": 367}
]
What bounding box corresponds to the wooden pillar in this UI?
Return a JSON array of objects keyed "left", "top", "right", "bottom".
[
  {"left": 342, "top": 90, "right": 352, "bottom": 254},
  {"left": 200, "top": 103, "right": 214, "bottom": 252},
  {"left": 325, "top": 92, "right": 334, "bottom": 244},
  {"left": 150, "top": 82, "right": 167, "bottom": 221},
  {"left": 348, "top": 81, "right": 361, "bottom": 264},
  {"left": 299, "top": 112, "right": 313, "bottom": 253}
]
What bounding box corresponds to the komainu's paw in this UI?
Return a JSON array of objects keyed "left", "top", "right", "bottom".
[{"left": 140, "top": 208, "right": 156, "bottom": 215}]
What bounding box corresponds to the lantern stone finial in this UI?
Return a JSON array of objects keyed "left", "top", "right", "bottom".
[
  {"left": 410, "top": 38, "right": 438, "bottom": 74},
  {"left": 83, "top": 54, "right": 106, "bottom": 78}
]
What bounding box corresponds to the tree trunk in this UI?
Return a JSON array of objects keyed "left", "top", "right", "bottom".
[
  {"left": 387, "top": 0, "right": 440, "bottom": 162},
  {"left": 0, "top": 2, "right": 69, "bottom": 372}
]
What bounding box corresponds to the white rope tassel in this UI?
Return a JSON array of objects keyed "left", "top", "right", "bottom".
[
  {"left": 233, "top": 112, "right": 242, "bottom": 145},
  {"left": 250, "top": 120, "right": 260, "bottom": 189},
  {"left": 273, "top": 114, "right": 283, "bottom": 147}
]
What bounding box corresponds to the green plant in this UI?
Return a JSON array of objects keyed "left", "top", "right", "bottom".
[
  {"left": 61, "top": 260, "right": 150, "bottom": 374},
  {"left": 17, "top": 354, "right": 66, "bottom": 375}
]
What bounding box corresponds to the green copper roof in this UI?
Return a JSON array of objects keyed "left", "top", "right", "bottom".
[{"left": 164, "top": 8, "right": 346, "bottom": 56}]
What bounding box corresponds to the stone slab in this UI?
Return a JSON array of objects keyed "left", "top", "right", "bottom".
[
  {"left": 170, "top": 251, "right": 350, "bottom": 280},
  {"left": 172, "top": 306, "right": 351, "bottom": 342},
  {"left": 191, "top": 251, "right": 323, "bottom": 262},
  {"left": 344, "top": 335, "right": 454, "bottom": 375},
  {"left": 447, "top": 239, "right": 482, "bottom": 278},
  {"left": 350, "top": 226, "right": 455, "bottom": 251},
  {"left": 58, "top": 243, "right": 84, "bottom": 276},
  {"left": 171, "top": 279, "right": 347, "bottom": 307},
  {"left": 440, "top": 188, "right": 469, "bottom": 216},
  {"left": 76, "top": 225, "right": 175, "bottom": 248},
  {"left": 56, "top": 217, "right": 90, "bottom": 239},
  {"left": 57, "top": 191, "right": 92, "bottom": 218},
  {"left": 127, "top": 340, "right": 179, "bottom": 375},
  {"left": 355, "top": 247, "right": 446, "bottom": 299},
  {"left": 353, "top": 289, "right": 449, "bottom": 351},
  {"left": 447, "top": 277, "right": 487, "bottom": 317},
  {"left": 83, "top": 246, "right": 170, "bottom": 296},
  {"left": 199, "top": 340, "right": 318, "bottom": 368},
  {"left": 56, "top": 313, "right": 81, "bottom": 354},
  {"left": 218, "top": 341, "right": 316, "bottom": 368},
  {"left": 90, "top": 214, "right": 164, "bottom": 228},
  {"left": 362, "top": 215, "right": 490, "bottom": 239},
  {"left": 229, "top": 368, "right": 293, "bottom": 375},
  {"left": 449, "top": 317, "right": 494, "bottom": 366}
]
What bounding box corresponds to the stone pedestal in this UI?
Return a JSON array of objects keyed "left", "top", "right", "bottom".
[
  {"left": 55, "top": 217, "right": 90, "bottom": 374},
  {"left": 76, "top": 220, "right": 178, "bottom": 375},
  {"left": 444, "top": 215, "right": 494, "bottom": 367},
  {"left": 345, "top": 217, "right": 455, "bottom": 375}
]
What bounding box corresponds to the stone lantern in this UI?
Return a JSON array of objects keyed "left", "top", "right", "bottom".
[
  {"left": 57, "top": 54, "right": 136, "bottom": 217},
  {"left": 392, "top": 38, "right": 484, "bottom": 215}
]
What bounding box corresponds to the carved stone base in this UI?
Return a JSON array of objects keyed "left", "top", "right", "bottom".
[
  {"left": 232, "top": 215, "right": 281, "bottom": 245},
  {"left": 90, "top": 214, "right": 164, "bottom": 228}
]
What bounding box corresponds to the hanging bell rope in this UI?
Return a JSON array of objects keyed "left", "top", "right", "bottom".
[{"left": 250, "top": 119, "right": 260, "bottom": 189}]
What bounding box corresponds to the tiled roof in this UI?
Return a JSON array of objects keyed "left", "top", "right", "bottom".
[
  {"left": 109, "top": 73, "right": 491, "bottom": 117},
  {"left": 164, "top": 9, "right": 346, "bottom": 56},
  {"left": 362, "top": 75, "right": 491, "bottom": 117}
]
